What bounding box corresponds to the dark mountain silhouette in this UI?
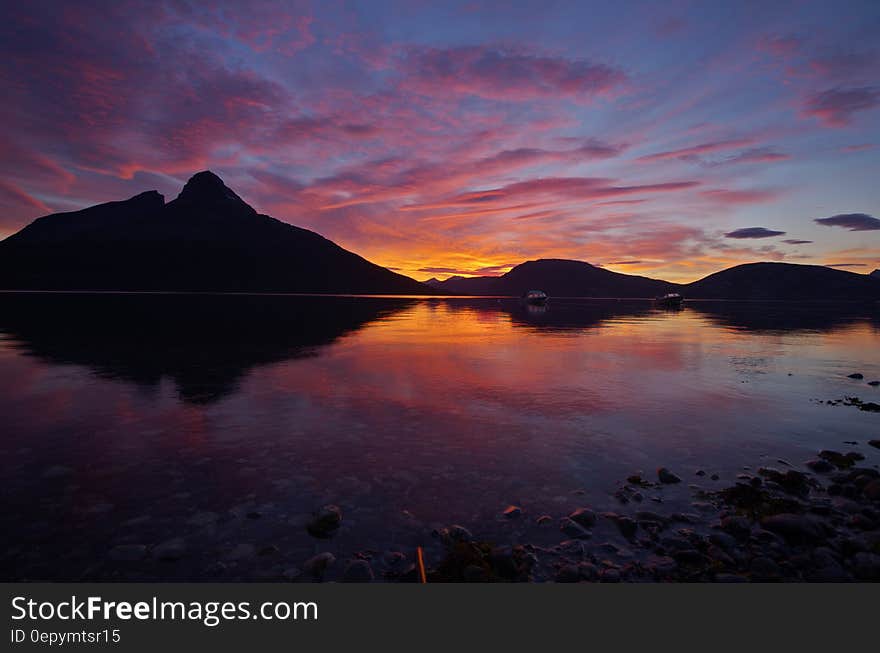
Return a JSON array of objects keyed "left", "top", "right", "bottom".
[
  {"left": 431, "top": 259, "right": 677, "bottom": 297},
  {"left": 0, "top": 171, "right": 433, "bottom": 294},
  {"left": 0, "top": 293, "right": 412, "bottom": 404},
  {"left": 430, "top": 259, "right": 880, "bottom": 300},
  {"left": 683, "top": 262, "right": 880, "bottom": 301},
  {"left": 871, "top": 269, "right": 879, "bottom": 279}
]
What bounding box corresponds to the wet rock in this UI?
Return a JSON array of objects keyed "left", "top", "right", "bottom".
[
  {"left": 660, "top": 536, "right": 693, "bottom": 553},
  {"left": 615, "top": 516, "right": 638, "bottom": 539},
  {"left": 153, "top": 537, "right": 187, "bottom": 561},
  {"left": 811, "top": 547, "right": 838, "bottom": 568},
  {"left": 463, "top": 564, "right": 489, "bottom": 582},
  {"left": 715, "top": 573, "right": 749, "bottom": 583},
  {"left": 597, "top": 542, "right": 624, "bottom": 556},
  {"left": 578, "top": 562, "right": 599, "bottom": 581},
  {"left": 646, "top": 555, "right": 677, "bottom": 577},
  {"left": 819, "top": 450, "right": 859, "bottom": 469},
  {"left": 559, "top": 518, "right": 591, "bottom": 540},
  {"left": 259, "top": 545, "right": 280, "bottom": 557},
  {"left": 849, "top": 514, "right": 877, "bottom": 530},
  {"left": 696, "top": 470, "right": 706, "bottom": 477},
  {"left": 502, "top": 505, "right": 523, "bottom": 519},
  {"left": 805, "top": 459, "right": 834, "bottom": 473},
  {"left": 720, "top": 515, "right": 751, "bottom": 539},
  {"left": 710, "top": 474, "right": 720, "bottom": 481},
  {"left": 556, "top": 564, "right": 580, "bottom": 583},
  {"left": 383, "top": 551, "right": 406, "bottom": 567},
  {"left": 758, "top": 468, "right": 810, "bottom": 495},
  {"left": 750, "top": 556, "right": 781, "bottom": 580},
  {"left": 568, "top": 507, "right": 597, "bottom": 528},
  {"left": 343, "top": 559, "right": 374, "bottom": 583},
  {"left": 847, "top": 373, "right": 864, "bottom": 379},
  {"left": 306, "top": 505, "right": 342, "bottom": 539},
  {"left": 806, "top": 564, "right": 850, "bottom": 582},
  {"left": 673, "top": 549, "right": 704, "bottom": 565},
  {"left": 868, "top": 381, "right": 880, "bottom": 387},
  {"left": 670, "top": 512, "right": 701, "bottom": 524},
  {"left": 627, "top": 474, "right": 652, "bottom": 487},
  {"left": 281, "top": 567, "right": 301, "bottom": 581},
  {"left": 870, "top": 440, "right": 880, "bottom": 449},
  {"left": 707, "top": 545, "right": 734, "bottom": 567},
  {"left": 709, "top": 531, "right": 739, "bottom": 551},
  {"left": 863, "top": 480, "right": 880, "bottom": 501},
  {"left": 600, "top": 568, "right": 621, "bottom": 583},
  {"left": 839, "top": 536, "right": 869, "bottom": 556},
  {"left": 489, "top": 545, "right": 526, "bottom": 580},
  {"left": 636, "top": 510, "right": 668, "bottom": 524},
  {"left": 304, "top": 552, "right": 336, "bottom": 579},
  {"left": 657, "top": 468, "right": 682, "bottom": 484},
  {"left": 535, "top": 515, "right": 553, "bottom": 526},
  {"left": 851, "top": 552, "right": 880, "bottom": 581},
  {"left": 109, "top": 544, "right": 147, "bottom": 562},
  {"left": 435, "top": 524, "right": 473, "bottom": 545},
  {"left": 760, "top": 513, "right": 825, "bottom": 543}
]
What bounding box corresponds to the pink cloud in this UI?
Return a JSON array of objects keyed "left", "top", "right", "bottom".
[
  {"left": 716, "top": 147, "right": 790, "bottom": 165},
  {"left": 397, "top": 45, "right": 626, "bottom": 102},
  {"left": 0, "top": 180, "right": 51, "bottom": 227},
  {"left": 841, "top": 143, "right": 875, "bottom": 153},
  {"left": 802, "top": 86, "right": 880, "bottom": 126},
  {"left": 700, "top": 188, "right": 781, "bottom": 205},
  {"left": 637, "top": 138, "right": 754, "bottom": 162}
]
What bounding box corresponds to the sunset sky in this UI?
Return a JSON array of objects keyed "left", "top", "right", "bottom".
[{"left": 1, "top": 0, "right": 878, "bottom": 282}]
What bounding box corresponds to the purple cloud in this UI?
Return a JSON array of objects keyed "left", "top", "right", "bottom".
[
  {"left": 803, "top": 87, "right": 880, "bottom": 126},
  {"left": 815, "top": 213, "right": 880, "bottom": 231},
  {"left": 782, "top": 239, "right": 813, "bottom": 245},
  {"left": 398, "top": 45, "right": 626, "bottom": 102},
  {"left": 724, "top": 227, "right": 786, "bottom": 239}
]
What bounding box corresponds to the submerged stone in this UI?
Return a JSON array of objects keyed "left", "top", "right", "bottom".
[
  {"left": 343, "top": 559, "right": 374, "bottom": 582},
  {"left": 657, "top": 468, "right": 682, "bottom": 484},
  {"left": 307, "top": 505, "right": 342, "bottom": 539},
  {"left": 568, "top": 507, "right": 597, "bottom": 528}
]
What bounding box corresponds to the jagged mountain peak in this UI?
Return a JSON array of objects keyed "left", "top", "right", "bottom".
[{"left": 173, "top": 170, "right": 254, "bottom": 214}]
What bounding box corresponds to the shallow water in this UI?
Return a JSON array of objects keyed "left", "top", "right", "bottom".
[{"left": 1, "top": 293, "right": 878, "bottom": 580}]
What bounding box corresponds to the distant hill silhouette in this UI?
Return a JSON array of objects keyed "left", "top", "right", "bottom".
[
  {"left": 683, "top": 262, "right": 880, "bottom": 300},
  {"left": 0, "top": 171, "right": 433, "bottom": 294},
  {"left": 430, "top": 259, "right": 676, "bottom": 297},
  {"left": 871, "top": 269, "right": 879, "bottom": 279},
  {"left": 429, "top": 259, "right": 880, "bottom": 301}
]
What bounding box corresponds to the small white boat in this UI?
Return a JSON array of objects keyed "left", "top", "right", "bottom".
[
  {"left": 655, "top": 292, "right": 683, "bottom": 308},
  {"left": 522, "top": 290, "right": 548, "bottom": 305}
]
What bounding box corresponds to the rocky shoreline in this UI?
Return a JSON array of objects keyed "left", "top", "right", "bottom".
[
  {"left": 297, "top": 440, "right": 880, "bottom": 583},
  {"left": 10, "top": 443, "right": 880, "bottom": 584}
]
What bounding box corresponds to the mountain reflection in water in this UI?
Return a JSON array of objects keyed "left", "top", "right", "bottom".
[{"left": 0, "top": 294, "right": 878, "bottom": 581}]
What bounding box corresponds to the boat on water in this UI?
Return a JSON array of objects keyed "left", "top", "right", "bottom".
[
  {"left": 655, "top": 292, "right": 684, "bottom": 308},
  {"left": 522, "top": 290, "right": 548, "bottom": 305}
]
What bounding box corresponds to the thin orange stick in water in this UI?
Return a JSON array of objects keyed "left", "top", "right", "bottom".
[{"left": 416, "top": 546, "right": 427, "bottom": 583}]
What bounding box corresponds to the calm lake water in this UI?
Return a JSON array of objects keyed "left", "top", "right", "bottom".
[{"left": 1, "top": 293, "right": 878, "bottom": 580}]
